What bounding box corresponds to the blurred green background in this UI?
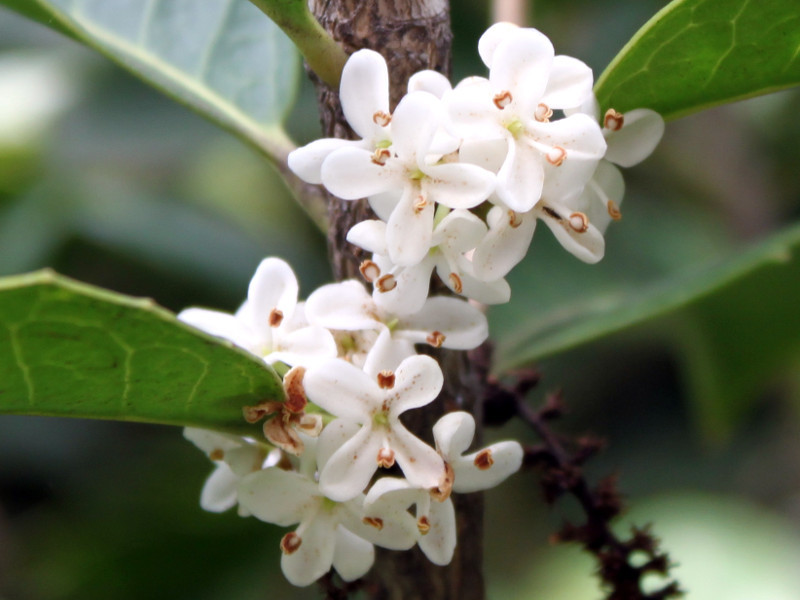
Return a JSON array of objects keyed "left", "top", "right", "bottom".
[{"left": 1, "top": 1, "right": 800, "bottom": 598}]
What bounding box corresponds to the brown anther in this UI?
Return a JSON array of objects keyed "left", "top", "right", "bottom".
[
  {"left": 604, "top": 108, "right": 624, "bottom": 131},
  {"left": 373, "top": 110, "right": 392, "bottom": 127},
  {"left": 413, "top": 196, "right": 428, "bottom": 214},
  {"left": 363, "top": 516, "right": 384, "bottom": 530},
  {"left": 359, "top": 260, "right": 381, "bottom": 283},
  {"left": 493, "top": 90, "right": 513, "bottom": 109},
  {"left": 377, "top": 447, "right": 396, "bottom": 468},
  {"left": 568, "top": 212, "right": 589, "bottom": 233},
  {"left": 534, "top": 102, "right": 553, "bottom": 122},
  {"left": 431, "top": 462, "right": 455, "bottom": 502},
  {"left": 546, "top": 146, "right": 567, "bottom": 166},
  {"left": 268, "top": 308, "right": 284, "bottom": 327},
  {"left": 242, "top": 401, "right": 280, "bottom": 423},
  {"left": 209, "top": 448, "right": 225, "bottom": 461},
  {"left": 508, "top": 210, "right": 523, "bottom": 228},
  {"left": 417, "top": 516, "right": 431, "bottom": 535},
  {"left": 607, "top": 200, "right": 622, "bottom": 221},
  {"left": 371, "top": 148, "right": 391, "bottom": 166},
  {"left": 376, "top": 274, "right": 397, "bottom": 293},
  {"left": 474, "top": 448, "right": 495, "bottom": 470},
  {"left": 426, "top": 331, "right": 446, "bottom": 348},
  {"left": 449, "top": 272, "right": 463, "bottom": 294},
  {"left": 377, "top": 370, "right": 396, "bottom": 389},
  {"left": 282, "top": 366, "right": 307, "bottom": 413},
  {"left": 280, "top": 531, "right": 302, "bottom": 555}
]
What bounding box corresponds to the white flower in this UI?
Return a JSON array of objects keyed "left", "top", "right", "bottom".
[
  {"left": 183, "top": 427, "right": 276, "bottom": 515},
  {"left": 305, "top": 279, "right": 489, "bottom": 356},
  {"left": 303, "top": 354, "right": 446, "bottom": 501},
  {"left": 364, "top": 477, "right": 457, "bottom": 566},
  {"left": 178, "top": 257, "right": 336, "bottom": 368},
  {"left": 447, "top": 24, "right": 606, "bottom": 213},
  {"left": 347, "top": 210, "right": 510, "bottom": 315},
  {"left": 238, "top": 428, "right": 418, "bottom": 587},
  {"left": 287, "top": 49, "right": 392, "bottom": 184},
  {"left": 432, "top": 411, "right": 523, "bottom": 494},
  {"left": 321, "top": 91, "right": 495, "bottom": 267}
]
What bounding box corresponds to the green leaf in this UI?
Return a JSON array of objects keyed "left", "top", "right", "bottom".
[
  {"left": 0, "top": 270, "right": 283, "bottom": 434},
  {"left": 20, "top": 0, "right": 301, "bottom": 160},
  {"left": 595, "top": 0, "right": 800, "bottom": 119},
  {"left": 0, "top": 1, "right": 76, "bottom": 39},
  {"left": 495, "top": 222, "right": 800, "bottom": 371}
]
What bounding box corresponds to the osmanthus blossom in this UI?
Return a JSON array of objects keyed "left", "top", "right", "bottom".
[
  {"left": 183, "top": 427, "right": 279, "bottom": 516},
  {"left": 320, "top": 90, "right": 496, "bottom": 267},
  {"left": 446, "top": 23, "right": 606, "bottom": 214},
  {"left": 361, "top": 411, "right": 523, "bottom": 566},
  {"left": 303, "top": 353, "right": 446, "bottom": 502},
  {"left": 347, "top": 210, "right": 510, "bottom": 316},
  {"left": 305, "top": 279, "right": 489, "bottom": 358},
  {"left": 238, "top": 429, "right": 418, "bottom": 587},
  {"left": 178, "top": 257, "right": 336, "bottom": 368},
  {"left": 287, "top": 49, "right": 391, "bottom": 185}
]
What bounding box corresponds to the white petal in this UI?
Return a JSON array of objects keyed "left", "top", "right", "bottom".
[
  {"left": 477, "top": 22, "right": 521, "bottom": 68},
  {"left": 346, "top": 220, "right": 388, "bottom": 255},
  {"left": 489, "top": 28, "right": 554, "bottom": 116},
  {"left": 281, "top": 509, "right": 337, "bottom": 587},
  {"left": 268, "top": 325, "right": 338, "bottom": 367},
  {"left": 388, "top": 424, "right": 446, "bottom": 490},
  {"left": 396, "top": 296, "right": 488, "bottom": 350},
  {"left": 408, "top": 69, "right": 452, "bottom": 98},
  {"left": 458, "top": 136, "right": 507, "bottom": 174},
  {"left": 434, "top": 209, "right": 488, "bottom": 253},
  {"left": 183, "top": 427, "right": 246, "bottom": 457},
  {"left": 288, "top": 137, "right": 360, "bottom": 185},
  {"left": 472, "top": 205, "right": 536, "bottom": 280},
  {"left": 528, "top": 112, "right": 607, "bottom": 161},
  {"left": 319, "top": 424, "right": 383, "bottom": 501},
  {"left": 305, "top": 280, "right": 379, "bottom": 331},
  {"left": 200, "top": 463, "right": 239, "bottom": 513},
  {"left": 432, "top": 411, "right": 475, "bottom": 461},
  {"left": 390, "top": 90, "right": 443, "bottom": 160},
  {"left": 321, "top": 147, "right": 404, "bottom": 200},
  {"left": 368, "top": 190, "right": 402, "bottom": 221},
  {"left": 178, "top": 308, "right": 257, "bottom": 350},
  {"left": 340, "top": 49, "right": 390, "bottom": 142},
  {"left": 442, "top": 264, "right": 511, "bottom": 305},
  {"left": 452, "top": 440, "right": 523, "bottom": 493},
  {"left": 304, "top": 359, "right": 380, "bottom": 421},
  {"left": 386, "top": 187, "right": 434, "bottom": 266},
  {"left": 362, "top": 328, "right": 416, "bottom": 377},
  {"left": 316, "top": 418, "right": 362, "bottom": 472},
  {"left": 371, "top": 256, "right": 436, "bottom": 317},
  {"left": 446, "top": 77, "right": 505, "bottom": 138},
  {"left": 343, "top": 485, "right": 419, "bottom": 550},
  {"left": 541, "top": 55, "right": 594, "bottom": 110},
  {"left": 579, "top": 161, "right": 625, "bottom": 233},
  {"left": 238, "top": 468, "right": 319, "bottom": 526},
  {"left": 332, "top": 525, "right": 374, "bottom": 581},
  {"left": 604, "top": 108, "right": 665, "bottom": 168},
  {"left": 422, "top": 162, "right": 496, "bottom": 209},
  {"left": 495, "top": 138, "right": 544, "bottom": 212},
  {"left": 418, "top": 497, "right": 456, "bottom": 566},
  {"left": 247, "top": 257, "right": 299, "bottom": 339},
  {"left": 389, "top": 355, "right": 444, "bottom": 414},
  {"left": 537, "top": 204, "right": 605, "bottom": 264}
]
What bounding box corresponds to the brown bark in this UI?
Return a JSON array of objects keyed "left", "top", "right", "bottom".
[{"left": 307, "top": 1, "right": 486, "bottom": 598}]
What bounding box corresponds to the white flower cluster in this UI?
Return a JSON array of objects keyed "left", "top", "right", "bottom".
[{"left": 180, "top": 22, "right": 663, "bottom": 588}]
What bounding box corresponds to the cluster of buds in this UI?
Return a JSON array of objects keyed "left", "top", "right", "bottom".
[{"left": 180, "top": 22, "right": 663, "bottom": 587}]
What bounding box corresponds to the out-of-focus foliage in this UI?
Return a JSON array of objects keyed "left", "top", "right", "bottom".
[
  {"left": 1, "top": 0, "right": 302, "bottom": 160},
  {"left": 1, "top": 1, "right": 800, "bottom": 599},
  {"left": 0, "top": 271, "right": 282, "bottom": 434}
]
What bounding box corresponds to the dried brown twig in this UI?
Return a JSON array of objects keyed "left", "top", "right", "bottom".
[{"left": 482, "top": 362, "right": 683, "bottom": 600}]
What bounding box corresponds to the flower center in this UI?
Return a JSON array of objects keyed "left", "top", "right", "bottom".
[{"left": 506, "top": 118, "right": 524, "bottom": 138}]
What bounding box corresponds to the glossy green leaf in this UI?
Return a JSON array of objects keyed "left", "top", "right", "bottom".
[
  {"left": 17, "top": 0, "right": 301, "bottom": 160},
  {"left": 0, "top": 0, "right": 75, "bottom": 38},
  {"left": 595, "top": 0, "right": 800, "bottom": 119},
  {"left": 0, "top": 270, "right": 283, "bottom": 434}
]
